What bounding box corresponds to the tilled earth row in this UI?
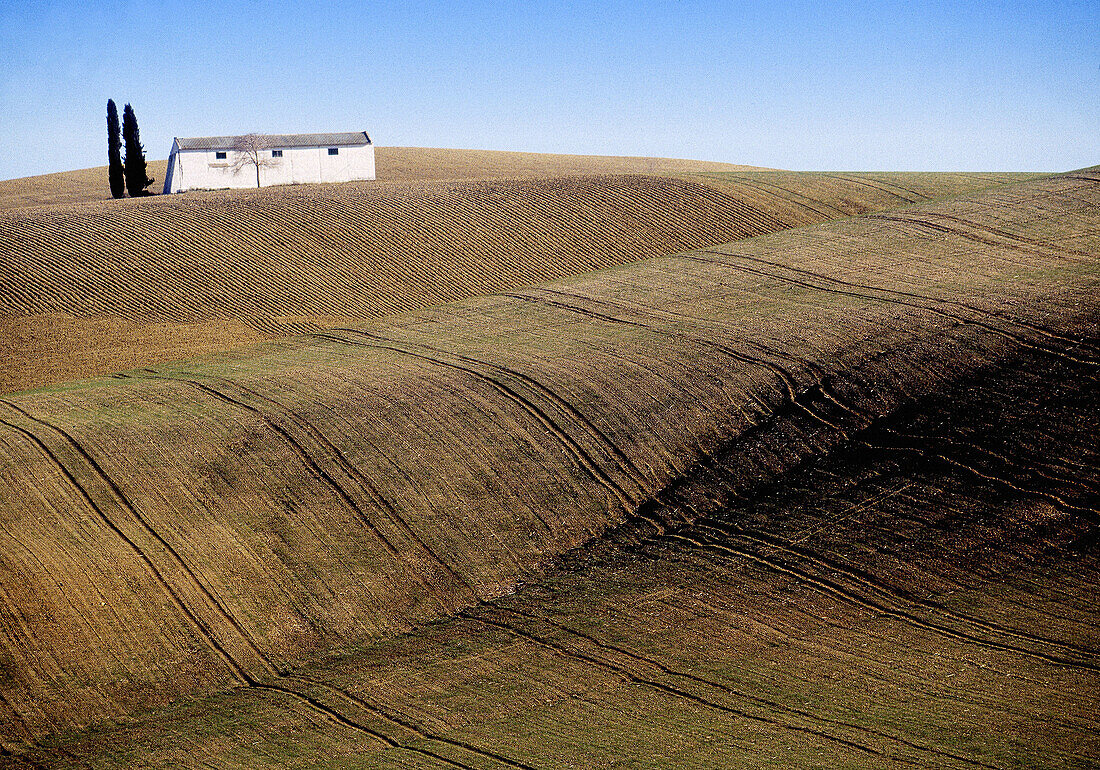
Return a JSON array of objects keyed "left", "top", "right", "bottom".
[
  {"left": 0, "top": 170, "right": 1095, "bottom": 766},
  {"left": 13, "top": 322, "right": 1097, "bottom": 769}
]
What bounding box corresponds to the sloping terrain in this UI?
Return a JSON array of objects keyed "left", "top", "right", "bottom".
[
  {"left": 374, "top": 146, "right": 770, "bottom": 182},
  {"left": 0, "top": 168, "right": 1095, "bottom": 766},
  {"left": 22, "top": 341, "right": 1096, "bottom": 769},
  {"left": 0, "top": 148, "right": 766, "bottom": 211},
  {"left": 0, "top": 161, "right": 158, "bottom": 211},
  {"left": 0, "top": 169, "right": 1034, "bottom": 393}
]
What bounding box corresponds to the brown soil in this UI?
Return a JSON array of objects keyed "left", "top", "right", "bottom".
[
  {"left": 0, "top": 168, "right": 1036, "bottom": 394},
  {"left": 0, "top": 169, "right": 1095, "bottom": 766},
  {"left": 25, "top": 339, "right": 1094, "bottom": 769},
  {"left": 0, "top": 148, "right": 766, "bottom": 211}
]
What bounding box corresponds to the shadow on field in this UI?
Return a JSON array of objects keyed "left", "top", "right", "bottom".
[{"left": 22, "top": 325, "right": 1098, "bottom": 769}]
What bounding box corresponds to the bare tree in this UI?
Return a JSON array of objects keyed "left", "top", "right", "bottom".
[{"left": 230, "top": 134, "right": 280, "bottom": 188}]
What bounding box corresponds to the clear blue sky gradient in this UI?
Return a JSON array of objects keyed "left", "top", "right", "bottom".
[{"left": 0, "top": 0, "right": 1097, "bottom": 179}]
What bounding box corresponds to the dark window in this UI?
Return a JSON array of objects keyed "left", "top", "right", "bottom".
[
  {"left": 271, "top": 149, "right": 283, "bottom": 158},
  {"left": 327, "top": 147, "right": 339, "bottom": 155},
  {"left": 215, "top": 151, "right": 227, "bottom": 160}
]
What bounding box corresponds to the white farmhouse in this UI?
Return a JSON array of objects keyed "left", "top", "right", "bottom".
[{"left": 162, "top": 131, "right": 375, "bottom": 194}]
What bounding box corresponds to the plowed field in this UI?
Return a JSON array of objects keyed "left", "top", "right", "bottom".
[
  {"left": 24, "top": 343, "right": 1094, "bottom": 769},
  {"left": 0, "top": 147, "right": 767, "bottom": 211},
  {"left": 0, "top": 167, "right": 1096, "bottom": 767},
  {"left": 0, "top": 168, "right": 1034, "bottom": 393}
]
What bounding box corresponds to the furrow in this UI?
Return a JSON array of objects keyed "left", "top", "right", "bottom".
[
  {"left": 497, "top": 606, "right": 1008, "bottom": 769},
  {"left": 698, "top": 521, "right": 1100, "bottom": 659},
  {"left": 663, "top": 530, "right": 1099, "bottom": 672},
  {"left": 311, "top": 332, "right": 637, "bottom": 515},
  {"left": 689, "top": 251, "right": 1100, "bottom": 366},
  {"left": 459, "top": 612, "right": 925, "bottom": 766}
]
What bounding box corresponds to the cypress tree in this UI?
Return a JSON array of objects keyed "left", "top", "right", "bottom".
[
  {"left": 106, "top": 99, "right": 125, "bottom": 198},
  {"left": 122, "top": 103, "right": 154, "bottom": 196}
]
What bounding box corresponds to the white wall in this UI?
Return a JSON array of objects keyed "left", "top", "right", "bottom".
[{"left": 164, "top": 142, "right": 375, "bottom": 193}]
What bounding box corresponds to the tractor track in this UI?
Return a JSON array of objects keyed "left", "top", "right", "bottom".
[
  {"left": 504, "top": 288, "right": 858, "bottom": 439},
  {"left": 689, "top": 251, "right": 1099, "bottom": 365},
  {"left": 0, "top": 398, "right": 271, "bottom": 684},
  {"left": 697, "top": 247, "right": 1096, "bottom": 352},
  {"left": 308, "top": 331, "right": 640, "bottom": 518},
  {"left": 459, "top": 609, "right": 1005, "bottom": 768},
  {"left": 125, "top": 370, "right": 479, "bottom": 601},
  {"left": 662, "top": 528, "right": 1098, "bottom": 673},
  {"left": 492, "top": 605, "right": 1009, "bottom": 769},
  {"left": 329, "top": 327, "right": 654, "bottom": 497},
  {"left": 692, "top": 520, "right": 1098, "bottom": 660}
]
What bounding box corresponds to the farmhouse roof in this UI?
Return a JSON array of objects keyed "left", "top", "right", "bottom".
[{"left": 175, "top": 132, "right": 372, "bottom": 151}]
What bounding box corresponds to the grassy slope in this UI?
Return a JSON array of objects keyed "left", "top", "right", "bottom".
[
  {"left": 37, "top": 346, "right": 1096, "bottom": 769},
  {"left": 0, "top": 167, "right": 1036, "bottom": 394},
  {"left": 0, "top": 170, "right": 1096, "bottom": 766}
]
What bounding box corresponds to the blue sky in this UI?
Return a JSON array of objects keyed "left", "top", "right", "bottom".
[{"left": 0, "top": 0, "right": 1097, "bottom": 179}]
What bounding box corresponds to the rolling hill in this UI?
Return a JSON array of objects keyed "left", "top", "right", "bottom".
[
  {"left": 0, "top": 165, "right": 1095, "bottom": 767},
  {"left": 0, "top": 147, "right": 770, "bottom": 211},
  {"left": 0, "top": 162, "right": 1035, "bottom": 393}
]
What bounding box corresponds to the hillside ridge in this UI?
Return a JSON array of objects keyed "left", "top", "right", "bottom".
[
  {"left": 0, "top": 169, "right": 1095, "bottom": 756},
  {"left": 0, "top": 169, "right": 1037, "bottom": 393},
  {"left": 0, "top": 147, "right": 772, "bottom": 211}
]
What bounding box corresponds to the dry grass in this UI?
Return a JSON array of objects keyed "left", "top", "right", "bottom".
[
  {"left": 0, "top": 169, "right": 1095, "bottom": 766},
  {"left": 0, "top": 166, "right": 1036, "bottom": 393}
]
